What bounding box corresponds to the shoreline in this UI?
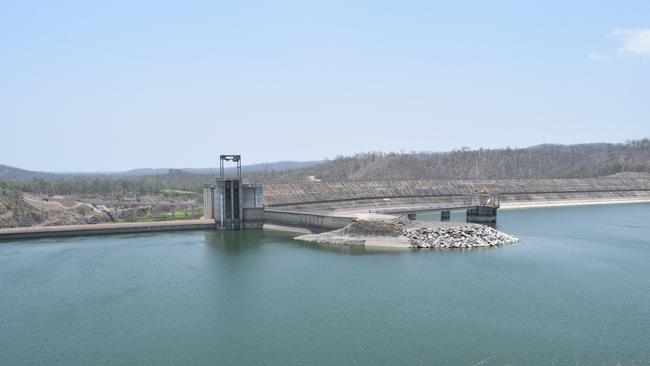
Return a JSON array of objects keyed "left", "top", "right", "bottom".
[
  {"left": 499, "top": 198, "right": 650, "bottom": 210},
  {"left": 364, "top": 236, "right": 412, "bottom": 249}
]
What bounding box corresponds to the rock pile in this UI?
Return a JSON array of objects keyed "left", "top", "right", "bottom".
[
  {"left": 341, "top": 218, "right": 407, "bottom": 237},
  {"left": 404, "top": 225, "right": 519, "bottom": 249}
]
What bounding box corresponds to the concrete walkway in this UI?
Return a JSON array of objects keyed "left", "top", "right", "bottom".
[{"left": 0, "top": 219, "right": 216, "bottom": 240}]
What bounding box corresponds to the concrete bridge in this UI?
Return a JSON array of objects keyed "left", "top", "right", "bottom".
[
  {"left": 371, "top": 192, "right": 500, "bottom": 223},
  {"left": 256, "top": 173, "right": 650, "bottom": 230}
]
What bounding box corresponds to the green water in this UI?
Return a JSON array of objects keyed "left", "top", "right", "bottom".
[{"left": 1, "top": 204, "right": 649, "bottom": 365}]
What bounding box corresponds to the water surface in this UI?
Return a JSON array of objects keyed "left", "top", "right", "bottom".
[{"left": 1, "top": 203, "right": 649, "bottom": 365}]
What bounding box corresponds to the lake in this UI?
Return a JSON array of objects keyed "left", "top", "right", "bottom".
[{"left": 1, "top": 203, "right": 649, "bottom": 365}]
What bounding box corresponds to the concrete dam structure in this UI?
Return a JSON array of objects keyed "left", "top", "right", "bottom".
[
  {"left": 181, "top": 152, "right": 650, "bottom": 232},
  {"left": 199, "top": 169, "right": 650, "bottom": 231},
  {"left": 262, "top": 173, "right": 650, "bottom": 221},
  {"left": 196, "top": 156, "right": 650, "bottom": 231},
  {"left": 3, "top": 167, "right": 649, "bottom": 239}
]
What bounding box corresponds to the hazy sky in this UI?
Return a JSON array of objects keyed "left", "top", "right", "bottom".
[{"left": 1, "top": 0, "right": 649, "bottom": 172}]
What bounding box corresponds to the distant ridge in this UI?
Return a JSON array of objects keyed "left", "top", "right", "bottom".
[
  {"left": 185, "top": 161, "right": 323, "bottom": 175},
  {"left": 0, "top": 160, "right": 323, "bottom": 181},
  {"left": 114, "top": 161, "right": 322, "bottom": 176},
  {"left": 0, "top": 165, "right": 63, "bottom": 181},
  {"left": 2, "top": 140, "right": 649, "bottom": 183},
  {"left": 245, "top": 139, "right": 650, "bottom": 182}
]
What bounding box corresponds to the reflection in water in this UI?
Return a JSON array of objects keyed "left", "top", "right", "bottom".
[
  {"left": 203, "top": 229, "right": 407, "bottom": 256},
  {"left": 203, "top": 229, "right": 268, "bottom": 253}
]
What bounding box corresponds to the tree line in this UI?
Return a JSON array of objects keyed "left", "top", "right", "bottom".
[
  {"left": 3, "top": 171, "right": 213, "bottom": 197},
  {"left": 1, "top": 139, "right": 648, "bottom": 196},
  {"left": 246, "top": 139, "right": 650, "bottom": 181}
]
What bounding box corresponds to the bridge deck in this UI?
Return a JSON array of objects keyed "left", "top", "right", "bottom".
[
  {"left": 377, "top": 205, "right": 480, "bottom": 214},
  {"left": 0, "top": 219, "right": 216, "bottom": 240}
]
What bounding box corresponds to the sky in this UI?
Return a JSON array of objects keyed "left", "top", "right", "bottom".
[{"left": 1, "top": 0, "right": 649, "bottom": 172}]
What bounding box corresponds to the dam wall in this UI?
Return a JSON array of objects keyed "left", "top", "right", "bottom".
[
  {"left": 0, "top": 219, "right": 216, "bottom": 240},
  {"left": 264, "top": 210, "right": 354, "bottom": 232},
  {"left": 263, "top": 174, "right": 650, "bottom": 211}
]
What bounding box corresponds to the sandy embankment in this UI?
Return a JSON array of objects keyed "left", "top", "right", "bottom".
[
  {"left": 293, "top": 230, "right": 413, "bottom": 249},
  {"left": 292, "top": 217, "right": 417, "bottom": 248},
  {"left": 363, "top": 236, "right": 412, "bottom": 248}
]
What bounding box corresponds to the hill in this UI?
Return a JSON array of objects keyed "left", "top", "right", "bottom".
[
  {"left": 249, "top": 139, "right": 650, "bottom": 182},
  {"left": 2, "top": 140, "right": 649, "bottom": 196},
  {"left": 185, "top": 160, "right": 323, "bottom": 175},
  {"left": 0, "top": 160, "right": 323, "bottom": 181},
  {"left": 0, "top": 165, "right": 64, "bottom": 181}
]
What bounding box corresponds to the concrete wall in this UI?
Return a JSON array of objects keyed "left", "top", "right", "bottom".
[
  {"left": 263, "top": 174, "right": 650, "bottom": 208},
  {"left": 242, "top": 185, "right": 263, "bottom": 208},
  {"left": 213, "top": 182, "right": 223, "bottom": 226},
  {"left": 203, "top": 185, "right": 215, "bottom": 219},
  {"left": 243, "top": 208, "right": 265, "bottom": 229},
  {"left": 206, "top": 180, "right": 265, "bottom": 230},
  {"left": 264, "top": 209, "right": 353, "bottom": 231},
  {"left": 0, "top": 220, "right": 216, "bottom": 241}
]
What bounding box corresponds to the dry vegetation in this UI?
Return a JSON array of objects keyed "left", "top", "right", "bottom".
[{"left": 248, "top": 139, "right": 650, "bottom": 182}]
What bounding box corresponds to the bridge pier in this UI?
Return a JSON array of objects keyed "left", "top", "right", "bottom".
[
  {"left": 441, "top": 210, "right": 450, "bottom": 221},
  {"left": 466, "top": 206, "right": 497, "bottom": 223}
]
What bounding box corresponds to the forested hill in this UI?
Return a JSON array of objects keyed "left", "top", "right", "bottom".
[
  {"left": 247, "top": 139, "right": 650, "bottom": 182},
  {"left": 2, "top": 140, "right": 649, "bottom": 196},
  {"left": 0, "top": 165, "right": 63, "bottom": 181},
  {"left": 0, "top": 161, "right": 321, "bottom": 181}
]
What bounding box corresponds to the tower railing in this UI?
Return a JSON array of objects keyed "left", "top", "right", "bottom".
[{"left": 219, "top": 155, "right": 241, "bottom": 180}]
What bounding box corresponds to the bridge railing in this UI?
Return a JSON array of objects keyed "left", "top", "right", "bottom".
[{"left": 462, "top": 193, "right": 500, "bottom": 208}]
